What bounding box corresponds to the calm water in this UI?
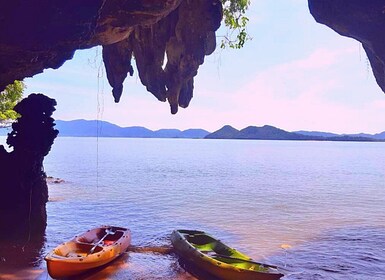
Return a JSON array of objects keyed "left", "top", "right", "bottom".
[{"left": 1, "top": 137, "right": 385, "bottom": 279}]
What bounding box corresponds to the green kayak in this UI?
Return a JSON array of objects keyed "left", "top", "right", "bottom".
[{"left": 171, "top": 229, "right": 284, "bottom": 280}]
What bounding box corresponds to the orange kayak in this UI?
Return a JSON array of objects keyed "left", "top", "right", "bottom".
[{"left": 45, "top": 225, "right": 131, "bottom": 279}]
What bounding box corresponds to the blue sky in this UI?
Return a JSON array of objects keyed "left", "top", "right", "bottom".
[{"left": 25, "top": 0, "right": 385, "bottom": 133}]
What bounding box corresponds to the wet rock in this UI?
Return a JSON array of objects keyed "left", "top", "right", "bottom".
[{"left": 46, "top": 176, "right": 65, "bottom": 184}]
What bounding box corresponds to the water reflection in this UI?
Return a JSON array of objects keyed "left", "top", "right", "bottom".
[
  {"left": 1, "top": 226, "right": 385, "bottom": 279},
  {"left": 65, "top": 254, "right": 130, "bottom": 280},
  {"left": 269, "top": 226, "right": 385, "bottom": 280},
  {"left": 0, "top": 234, "right": 46, "bottom": 280},
  {"left": 0, "top": 235, "right": 45, "bottom": 268},
  {"left": 177, "top": 258, "right": 221, "bottom": 280}
]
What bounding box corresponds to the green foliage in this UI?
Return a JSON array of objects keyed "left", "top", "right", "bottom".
[
  {"left": 221, "top": 0, "right": 251, "bottom": 49},
  {"left": 0, "top": 81, "right": 25, "bottom": 123}
]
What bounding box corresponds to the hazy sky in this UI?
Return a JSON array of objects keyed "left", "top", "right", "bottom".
[{"left": 25, "top": 0, "right": 385, "bottom": 133}]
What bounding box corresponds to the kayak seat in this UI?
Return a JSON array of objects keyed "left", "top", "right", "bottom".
[
  {"left": 191, "top": 242, "right": 216, "bottom": 252},
  {"left": 76, "top": 236, "right": 99, "bottom": 244},
  {"left": 66, "top": 252, "right": 85, "bottom": 258},
  {"left": 74, "top": 243, "right": 103, "bottom": 254},
  {"left": 103, "top": 231, "right": 123, "bottom": 243},
  {"left": 53, "top": 242, "right": 103, "bottom": 258},
  {"left": 103, "top": 240, "right": 115, "bottom": 246}
]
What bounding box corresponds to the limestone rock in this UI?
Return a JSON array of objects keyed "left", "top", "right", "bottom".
[
  {"left": 0, "top": 94, "right": 58, "bottom": 240},
  {"left": 308, "top": 0, "right": 385, "bottom": 94},
  {"left": 0, "top": 0, "right": 222, "bottom": 113}
]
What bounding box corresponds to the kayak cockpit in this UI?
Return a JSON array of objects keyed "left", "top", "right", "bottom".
[
  {"left": 52, "top": 242, "right": 104, "bottom": 259},
  {"left": 184, "top": 232, "right": 249, "bottom": 259},
  {"left": 75, "top": 228, "right": 124, "bottom": 246},
  {"left": 178, "top": 230, "right": 278, "bottom": 273}
]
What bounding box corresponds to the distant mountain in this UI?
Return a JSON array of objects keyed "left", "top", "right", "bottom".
[
  {"left": 374, "top": 131, "right": 385, "bottom": 140},
  {"left": 54, "top": 119, "right": 210, "bottom": 139},
  {"left": 206, "top": 125, "right": 315, "bottom": 140},
  {"left": 151, "top": 128, "right": 208, "bottom": 138},
  {"left": 294, "top": 130, "right": 339, "bottom": 138},
  {"left": 179, "top": 129, "right": 210, "bottom": 139},
  {"left": 295, "top": 130, "right": 385, "bottom": 140},
  {"left": 154, "top": 129, "right": 182, "bottom": 138},
  {"left": 54, "top": 120, "right": 151, "bottom": 137},
  {"left": 205, "top": 125, "right": 240, "bottom": 139},
  {"left": 345, "top": 132, "right": 385, "bottom": 140},
  {"left": 238, "top": 125, "right": 314, "bottom": 140},
  {"left": 55, "top": 119, "right": 158, "bottom": 138},
  {"left": 324, "top": 135, "right": 377, "bottom": 142},
  {"left": 3, "top": 119, "right": 384, "bottom": 142},
  {"left": 206, "top": 125, "right": 381, "bottom": 142}
]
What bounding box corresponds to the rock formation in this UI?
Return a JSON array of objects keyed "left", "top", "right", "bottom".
[
  {"left": 1, "top": 1, "right": 385, "bottom": 113},
  {"left": 308, "top": 0, "right": 385, "bottom": 94},
  {"left": 0, "top": 0, "right": 222, "bottom": 114},
  {"left": 0, "top": 94, "right": 58, "bottom": 240}
]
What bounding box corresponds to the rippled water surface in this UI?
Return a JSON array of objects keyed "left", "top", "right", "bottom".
[{"left": 1, "top": 137, "right": 385, "bottom": 279}]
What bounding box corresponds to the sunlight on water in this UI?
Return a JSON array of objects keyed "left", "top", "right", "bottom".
[{"left": 1, "top": 137, "right": 385, "bottom": 279}]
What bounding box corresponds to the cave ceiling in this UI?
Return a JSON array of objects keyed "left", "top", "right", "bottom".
[{"left": 0, "top": 0, "right": 384, "bottom": 114}]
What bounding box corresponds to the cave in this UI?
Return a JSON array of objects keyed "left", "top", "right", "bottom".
[{"left": 0, "top": 0, "right": 385, "bottom": 274}]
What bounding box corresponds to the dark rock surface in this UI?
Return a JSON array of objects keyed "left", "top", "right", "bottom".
[
  {"left": 0, "top": 0, "right": 222, "bottom": 114},
  {"left": 0, "top": 94, "right": 58, "bottom": 240},
  {"left": 308, "top": 0, "right": 385, "bottom": 94},
  {"left": 46, "top": 177, "right": 65, "bottom": 184}
]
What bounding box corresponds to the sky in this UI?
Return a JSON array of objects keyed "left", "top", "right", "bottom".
[{"left": 25, "top": 0, "right": 385, "bottom": 134}]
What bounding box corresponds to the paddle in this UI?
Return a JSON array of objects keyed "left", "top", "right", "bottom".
[{"left": 87, "top": 228, "right": 116, "bottom": 255}]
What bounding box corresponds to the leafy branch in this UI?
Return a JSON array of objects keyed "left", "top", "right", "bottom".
[
  {"left": 0, "top": 80, "right": 25, "bottom": 126},
  {"left": 221, "top": 0, "right": 251, "bottom": 49}
]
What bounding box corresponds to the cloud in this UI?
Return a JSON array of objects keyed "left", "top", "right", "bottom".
[
  {"left": 294, "top": 48, "right": 352, "bottom": 69},
  {"left": 230, "top": 47, "right": 353, "bottom": 104},
  {"left": 199, "top": 46, "right": 385, "bottom": 133}
]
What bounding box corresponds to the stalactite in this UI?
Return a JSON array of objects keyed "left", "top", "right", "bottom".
[{"left": 102, "top": 0, "right": 222, "bottom": 114}]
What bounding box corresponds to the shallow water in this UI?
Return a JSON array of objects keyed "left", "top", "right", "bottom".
[{"left": 1, "top": 137, "right": 385, "bottom": 279}]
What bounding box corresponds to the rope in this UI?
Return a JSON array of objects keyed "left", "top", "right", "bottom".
[
  {"left": 96, "top": 46, "right": 105, "bottom": 191},
  {"left": 126, "top": 245, "right": 173, "bottom": 254},
  {"left": 21, "top": 187, "right": 33, "bottom": 252}
]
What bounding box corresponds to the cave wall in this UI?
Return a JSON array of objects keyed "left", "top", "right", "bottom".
[
  {"left": 308, "top": 0, "right": 385, "bottom": 94},
  {"left": 0, "top": 0, "right": 182, "bottom": 89}
]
